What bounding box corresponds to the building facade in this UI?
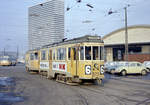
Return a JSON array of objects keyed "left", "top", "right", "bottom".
[
  {"left": 28, "top": 0, "right": 64, "bottom": 50},
  {"left": 103, "top": 25, "right": 150, "bottom": 63}
]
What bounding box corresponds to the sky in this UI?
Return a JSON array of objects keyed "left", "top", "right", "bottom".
[{"left": 0, "top": 0, "right": 150, "bottom": 53}]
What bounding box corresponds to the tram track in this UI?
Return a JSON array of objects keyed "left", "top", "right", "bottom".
[
  {"left": 68, "top": 86, "right": 89, "bottom": 105},
  {"left": 1, "top": 65, "right": 150, "bottom": 105}
]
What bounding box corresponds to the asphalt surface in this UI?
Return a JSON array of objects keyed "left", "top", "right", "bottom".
[{"left": 0, "top": 64, "right": 150, "bottom": 105}]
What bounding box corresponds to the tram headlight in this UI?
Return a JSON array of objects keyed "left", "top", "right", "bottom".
[
  {"left": 100, "top": 65, "right": 104, "bottom": 74},
  {"left": 85, "top": 65, "right": 91, "bottom": 75}
]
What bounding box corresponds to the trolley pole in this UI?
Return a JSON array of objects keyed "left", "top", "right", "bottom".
[{"left": 124, "top": 7, "right": 128, "bottom": 61}]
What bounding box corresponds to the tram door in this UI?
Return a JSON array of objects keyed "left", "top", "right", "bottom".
[
  {"left": 71, "top": 47, "right": 79, "bottom": 76},
  {"left": 92, "top": 46, "right": 100, "bottom": 79}
]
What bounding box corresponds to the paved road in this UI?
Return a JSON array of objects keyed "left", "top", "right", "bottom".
[{"left": 0, "top": 65, "right": 150, "bottom": 105}]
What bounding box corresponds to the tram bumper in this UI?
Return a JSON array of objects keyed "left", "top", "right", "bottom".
[{"left": 79, "top": 76, "right": 104, "bottom": 80}]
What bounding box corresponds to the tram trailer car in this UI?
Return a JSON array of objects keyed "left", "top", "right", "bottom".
[
  {"left": 25, "top": 35, "right": 105, "bottom": 85},
  {"left": 25, "top": 50, "right": 39, "bottom": 72}
]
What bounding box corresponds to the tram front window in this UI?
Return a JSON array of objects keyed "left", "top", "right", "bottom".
[
  {"left": 73, "top": 48, "right": 76, "bottom": 60},
  {"left": 100, "top": 46, "right": 104, "bottom": 60},
  {"left": 80, "top": 46, "right": 84, "bottom": 60},
  {"left": 68, "top": 48, "right": 71, "bottom": 60},
  {"left": 85, "top": 46, "right": 91, "bottom": 60},
  {"left": 93, "top": 46, "right": 99, "bottom": 60}
]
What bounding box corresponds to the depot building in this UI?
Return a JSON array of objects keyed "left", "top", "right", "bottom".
[{"left": 103, "top": 25, "right": 150, "bottom": 63}]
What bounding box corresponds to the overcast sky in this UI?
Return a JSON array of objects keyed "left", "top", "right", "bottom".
[{"left": 0, "top": 0, "right": 150, "bottom": 53}]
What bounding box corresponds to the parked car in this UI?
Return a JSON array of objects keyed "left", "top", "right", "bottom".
[
  {"left": 0, "top": 56, "right": 17, "bottom": 66},
  {"left": 113, "top": 62, "right": 149, "bottom": 76},
  {"left": 10, "top": 58, "right": 17, "bottom": 66},
  {"left": 143, "top": 61, "right": 150, "bottom": 71},
  {"left": 110, "top": 61, "right": 128, "bottom": 74},
  {"left": 104, "top": 61, "right": 128, "bottom": 74},
  {"left": 0, "top": 57, "right": 11, "bottom": 66},
  {"left": 104, "top": 61, "right": 118, "bottom": 73}
]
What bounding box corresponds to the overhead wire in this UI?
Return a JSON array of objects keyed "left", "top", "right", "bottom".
[{"left": 65, "top": 0, "right": 145, "bottom": 36}]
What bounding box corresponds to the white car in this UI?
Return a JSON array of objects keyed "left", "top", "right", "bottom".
[
  {"left": 104, "top": 62, "right": 118, "bottom": 73},
  {"left": 143, "top": 61, "right": 150, "bottom": 71},
  {"left": 104, "top": 61, "right": 128, "bottom": 74},
  {"left": 113, "top": 62, "right": 149, "bottom": 76}
]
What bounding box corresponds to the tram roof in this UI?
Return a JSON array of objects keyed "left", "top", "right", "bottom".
[
  {"left": 29, "top": 35, "right": 103, "bottom": 51},
  {"left": 45, "top": 35, "right": 103, "bottom": 47}
]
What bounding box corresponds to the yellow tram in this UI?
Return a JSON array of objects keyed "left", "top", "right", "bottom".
[
  {"left": 25, "top": 35, "right": 105, "bottom": 85},
  {"left": 25, "top": 50, "right": 39, "bottom": 72}
]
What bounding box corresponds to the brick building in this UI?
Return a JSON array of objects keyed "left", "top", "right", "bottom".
[{"left": 103, "top": 25, "right": 150, "bottom": 63}]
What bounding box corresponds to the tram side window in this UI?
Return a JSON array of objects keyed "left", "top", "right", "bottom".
[
  {"left": 53, "top": 49, "right": 55, "bottom": 60},
  {"left": 100, "top": 46, "right": 104, "bottom": 60},
  {"left": 80, "top": 46, "right": 84, "bottom": 60},
  {"left": 34, "top": 52, "right": 38, "bottom": 60},
  {"left": 61, "top": 48, "right": 66, "bottom": 60},
  {"left": 41, "top": 50, "right": 46, "bottom": 60},
  {"left": 57, "top": 48, "right": 66, "bottom": 60},
  {"left": 85, "top": 46, "right": 91, "bottom": 60},
  {"left": 57, "top": 48, "right": 60, "bottom": 60},
  {"left": 93, "top": 46, "right": 99, "bottom": 60},
  {"left": 30, "top": 53, "right": 34, "bottom": 60}
]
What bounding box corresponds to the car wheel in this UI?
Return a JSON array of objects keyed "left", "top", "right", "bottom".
[
  {"left": 121, "top": 70, "right": 126, "bottom": 76},
  {"left": 141, "top": 70, "right": 147, "bottom": 76},
  {"left": 148, "top": 68, "right": 150, "bottom": 72}
]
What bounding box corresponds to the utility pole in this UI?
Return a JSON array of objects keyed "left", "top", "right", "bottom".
[
  {"left": 3, "top": 48, "right": 5, "bottom": 56},
  {"left": 124, "top": 7, "right": 128, "bottom": 61},
  {"left": 17, "top": 46, "right": 19, "bottom": 60}
]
